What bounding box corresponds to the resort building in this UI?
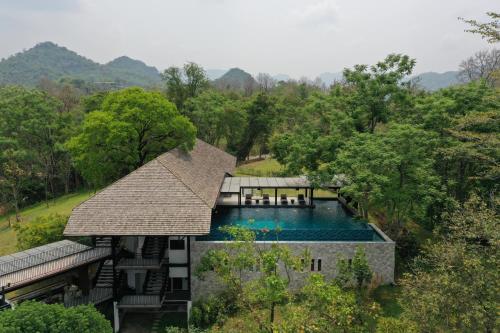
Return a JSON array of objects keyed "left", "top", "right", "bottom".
[{"left": 0, "top": 139, "right": 394, "bottom": 331}]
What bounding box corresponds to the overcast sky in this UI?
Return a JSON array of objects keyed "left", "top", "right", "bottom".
[{"left": 0, "top": 0, "right": 497, "bottom": 78}]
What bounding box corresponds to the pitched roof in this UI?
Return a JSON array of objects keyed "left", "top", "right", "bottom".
[{"left": 64, "top": 139, "right": 236, "bottom": 236}]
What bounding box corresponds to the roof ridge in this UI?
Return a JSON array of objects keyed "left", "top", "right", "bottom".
[{"left": 155, "top": 154, "right": 213, "bottom": 209}]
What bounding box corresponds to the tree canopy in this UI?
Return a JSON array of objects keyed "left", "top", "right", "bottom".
[{"left": 66, "top": 87, "right": 196, "bottom": 187}]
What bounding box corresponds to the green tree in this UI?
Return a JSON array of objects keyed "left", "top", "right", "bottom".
[
  {"left": 162, "top": 62, "right": 209, "bottom": 110},
  {"left": 297, "top": 274, "right": 380, "bottom": 333},
  {"left": 66, "top": 87, "right": 196, "bottom": 187},
  {"left": 337, "top": 246, "right": 373, "bottom": 289},
  {"left": 343, "top": 54, "right": 415, "bottom": 133},
  {"left": 331, "top": 124, "right": 439, "bottom": 226},
  {"left": 14, "top": 214, "right": 68, "bottom": 250},
  {"left": 236, "top": 92, "right": 276, "bottom": 161},
  {"left": 460, "top": 12, "right": 499, "bottom": 43},
  {"left": 183, "top": 91, "right": 247, "bottom": 147},
  {"left": 195, "top": 226, "right": 308, "bottom": 331},
  {"left": 399, "top": 195, "right": 499, "bottom": 332},
  {"left": 0, "top": 86, "right": 74, "bottom": 208},
  {"left": 0, "top": 301, "right": 112, "bottom": 333}
]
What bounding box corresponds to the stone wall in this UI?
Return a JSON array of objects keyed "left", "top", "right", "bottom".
[{"left": 190, "top": 226, "right": 395, "bottom": 301}]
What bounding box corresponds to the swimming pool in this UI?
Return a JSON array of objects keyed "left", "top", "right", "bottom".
[{"left": 198, "top": 200, "right": 384, "bottom": 241}]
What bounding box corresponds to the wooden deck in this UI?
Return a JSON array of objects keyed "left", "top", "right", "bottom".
[{"left": 118, "top": 295, "right": 162, "bottom": 308}]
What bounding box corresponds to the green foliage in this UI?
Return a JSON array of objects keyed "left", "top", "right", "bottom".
[
  {"left": 331, "top": 123, "right": 440, "bottom": 225},
  {"left": 0, "top": 301, "right": 112, "bottom": 333},
  {"left": 190, "top": 294, "right": 234, "bottom": 329},
  {"left": 14, "top": 214, "right": 67, "bottom": 250},
  {"left": 236, "top": 92, "right": 277, "bottom": 160},
  {"left": 66, "top": 87, "right": 196, "bottom": 187},
  {"left": 460, "top": 12, "right": 500, "bottom": 43},
  {"left": 343, "top": 54, "right": 415, "bottom": 133},
  {"left": 296, "top": 274, "right": 380, "bottom": 333},
  {"left": 375, "top": 317, "right": 418, "bottom": 333},
  {"left": 337, "top": 246, "right": 373, "bottom": 289},
  {"left": 399, "top": 195, "right": 499, "bottom": 332},
  {"left": 162, "top": 62, "right": 209, "bottom": 109},
  {"left": 183, "top": 90, "right": 247, "bottom": 148},
  {"left": 0, "top": 85, "right": 75, "bottom": 216},
  {"left": 195, "top": 226, "right": 308, "bottom": 330}
]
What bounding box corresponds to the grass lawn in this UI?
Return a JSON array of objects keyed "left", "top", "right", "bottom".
[
  {"left": 235, "top": 158, "right": 285, "bottom": 177},
  {"left": 235, "top": 158, "right": 337, "bottom": 198},
  {"left": 0, "top": 191, "right": 94, "bottom": 256}
]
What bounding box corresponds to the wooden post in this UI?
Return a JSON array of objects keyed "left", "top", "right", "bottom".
[{"left": 274, "top": 188, "right": 278, "bottom": 206}]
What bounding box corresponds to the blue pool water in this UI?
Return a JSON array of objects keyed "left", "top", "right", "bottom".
[{"left": 198, "top": 200, "right": 384, "bottom": 242}]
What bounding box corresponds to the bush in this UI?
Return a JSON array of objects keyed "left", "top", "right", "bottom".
[
  {"left": 14, "top": 214, "right": 68, "bottom": 250},
  {"left": 0, "top": 301, "right": 112, "bottom": 333},
  {"left": 190, "top": 294, "right": 235, "bottom": 329},
  {"left": 376, "top": 317, "right": 418, "bottom": 333}
]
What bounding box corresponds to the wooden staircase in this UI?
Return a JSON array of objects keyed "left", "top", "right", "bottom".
[
  {"left": 95, "top": 260, "right": 114, "bottom": 288},
  {"left": 145, "top": 269, "right": 167, "bottom": 295}
]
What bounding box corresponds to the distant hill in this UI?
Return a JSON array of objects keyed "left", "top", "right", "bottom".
[
  {"left": 318, "top": 72, "right": 343, "bottom": 86},
  {"left": 206, "top": 69, "right": 227, "bottom": 80},
  {"left": 411, "top": 71, "right": 460, "bottom": 91},
  {"left": 213, "top": 67, "right": 257, "bottom": 91},
  {"left": 273, "top": 74, "right": 291, "bottom": 82},
  {"left": 0, "top": 42, "right": 161, "bottom": 87}
]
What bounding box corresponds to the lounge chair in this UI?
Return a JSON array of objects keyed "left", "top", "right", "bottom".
[
  {"left": 280, "top": 193, "right": 288, "bottom": 205},
  {"left": 298, "top": 194, "right": 306, "bottom": 205},
  {"left": 263, "top": 193, "right": 270, "bottom": 205},
  {"left": 245, "top": 193, "right": 252, "bottom": 205}
]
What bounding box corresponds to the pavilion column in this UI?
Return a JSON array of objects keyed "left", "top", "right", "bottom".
[{"left": 274, "top": 188, "right": 278, "bottom": 206}]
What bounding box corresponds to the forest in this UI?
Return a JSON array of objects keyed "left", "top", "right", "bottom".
[{"left": 0, "top": 12, "right": 499, "bottom": 333}]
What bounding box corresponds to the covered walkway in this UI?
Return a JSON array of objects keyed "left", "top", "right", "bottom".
[{"left": 0, "top": 240, "right": 111, "bottom": 293}]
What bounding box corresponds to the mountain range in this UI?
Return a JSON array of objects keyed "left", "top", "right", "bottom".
[
  {"left": 0, "top": 42, "right": 162, "bottom": 87},
  {"left": 0, "top": 42, "right": 461, "bottom": 91}
]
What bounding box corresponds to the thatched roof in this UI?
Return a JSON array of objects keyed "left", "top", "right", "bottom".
[{"left": 64, "top": 140, "right": 236, "bottom": 236}]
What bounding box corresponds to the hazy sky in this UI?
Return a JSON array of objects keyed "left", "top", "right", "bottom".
[{"left": 0, "top": 0, "right": 497, "bottom": 78}]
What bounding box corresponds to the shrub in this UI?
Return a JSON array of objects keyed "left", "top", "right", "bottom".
[
  {"left": 0, "top": 301, "right": 112, "bottom": 333},
  {"left": 14, "top": 214, "right": 68, "bottom": 250}
]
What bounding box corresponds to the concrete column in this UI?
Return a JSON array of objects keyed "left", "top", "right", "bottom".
[{"left": 113, "top": 301, "right": 120, "bottom": 333}]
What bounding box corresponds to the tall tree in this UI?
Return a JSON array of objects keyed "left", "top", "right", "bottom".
[
  {"left": 236, "top": 92, "right": 276, "bottom": 161},
  {"left": 66, "top": 87, "right": 196, "bottom": 188},
  {"left": 161, "top": 62, "right": 209, "bottom": 110},
  {"left": 343, "top": 54, "right": 415, "bottom": 133}
]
